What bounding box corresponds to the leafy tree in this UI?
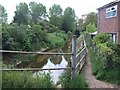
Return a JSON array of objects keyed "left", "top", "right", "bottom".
[
  {"left": 77, "top": 18, "right": 84, "bottom": 32},
  {"left": 27, "top": 24, "right": 48, "bottom": 51},
  {"left": 78, "top": 12, "right": 97, "bottom": 32},
  {"left": 49, "top": 4, "right": 63, "bottom": 29},
  {"left": 29, "top": 2, "right": 47, "bottom": 24},
  {"left": 86, "top": 23, "right": 97, "bottom": 33},
  {"left": 0, "top": 4, "right": 7, "bottom": 24},
  {"left": 84, "top": 12, "right": 97, "bottom": 27},
  {"left": 2, "top": 24, "right": 13, "bottom": 50},
  {"left": 61, "top": 7, "right": 76, "bottom": 33},
  {"left": 13, "top": 2, "right": 29, "bottom": 25},
  {"left": 49, "top": 4, "right": 62, "bottom": 17}
]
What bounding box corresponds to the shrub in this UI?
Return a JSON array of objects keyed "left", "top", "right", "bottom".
[
  {"left": 89, "top": 45, "right": 120, "bottom": 84},
  {"left": 2, "top": 71, "right": 55, "bottom": 88},
  {"left": 86, "top": 23, "right": 97, "bottom": 33},
  {"left": 92, "top": 33, "right": 110, "bottom": 44},
  {"left": 47, "top": 33, "right": 65, "bottom": 48}
]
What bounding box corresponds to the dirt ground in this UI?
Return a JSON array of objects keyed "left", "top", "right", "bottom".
[{"left": 81, "top": 49, "right": 119, "bottom": 89}]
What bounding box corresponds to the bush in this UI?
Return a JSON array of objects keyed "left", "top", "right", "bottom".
[
  {"left": 89, "top": 46, "right": 120, "bottom": 85},
  {"left": 92, "top": 33, "right": 110, "bottom": 44},
  {"left": 2, "top": 71, "right": 55, "bottom": 88},
  {"left": 47, "top": 33, "right": 65, "bottom": 48}
]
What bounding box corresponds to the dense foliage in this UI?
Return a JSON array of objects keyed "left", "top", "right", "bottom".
[
  {"left": 0, "top": 4, "right": 7, "bottom": 24},
  {"left": 92, "top": 33, "right": 110, "bottom": 44},
  {"left": 86, "top": 33, "right": 120, "bottom": 84},
  {"left": 86, "top": 23, "right": 97, "bottom": 33},
  {"left": 2, "top": 23, "right": 48, "bottom": 51},
  {"left": 49, "top": 4, "right": 62, "bottom": 29},
  {"left": 2, "top": 71, "right": 55, "bottom": 88},
  {"left": 78, "top": 12, "right": 97, "bottom": 32}
]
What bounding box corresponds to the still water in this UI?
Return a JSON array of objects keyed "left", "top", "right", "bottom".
[
  {"left": 30, "top": 48, "right": 70, "bottom": 84},
  {"left": 40, "top": 56, "right": 67, "bottom": 84}
]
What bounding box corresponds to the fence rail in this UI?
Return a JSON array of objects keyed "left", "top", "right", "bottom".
[
  {"left": 1, "top": 34, "right": 87, "bottom": 79},
  {"left": 1, "top": 67, "right": 72, "bottom": 71},
  {"left": 0, "top": 50, "right": 72, "bottom": 55}
]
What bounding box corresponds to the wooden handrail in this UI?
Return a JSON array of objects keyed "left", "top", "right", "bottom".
[
  {"left": 75, "top": 55, "right": 85, "bottom": 68},
  {"left": 1, "top": 67, "right": 72, "bottom": 71},
  {"left": 0, "top": 50, "right": 72, "bottom": 55}
]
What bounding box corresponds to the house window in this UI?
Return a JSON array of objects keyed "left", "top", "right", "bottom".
[
  {"left": 106, "top": 5, "right": 117, "bottom": 18},
  {"left": 109, "top": 33, "right": 116, "bottom": 43}
]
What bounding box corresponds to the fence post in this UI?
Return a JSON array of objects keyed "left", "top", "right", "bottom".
[{"left": 71, "top": 35, "right": 76, "bottom": 79}]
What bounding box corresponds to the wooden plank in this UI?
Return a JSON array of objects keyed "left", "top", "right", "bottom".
[
  {"left": 75, "top": 55, "right": 85, "bottom": 68},
  {"left": 72, "top": 35, "right": 76, "bottom": 79},
  {"left": 76, "top": 46, "right": 86, "bottom": 57},
  {"left": 0, "top": 50, "right": 72, "bottom": 55},
  {"left": 1, "top": 67, "right": 72, "bottom": 71}
]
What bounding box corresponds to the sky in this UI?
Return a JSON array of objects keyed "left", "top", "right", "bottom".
[{"left": 0, "top": 0, "right": 114, "bottom": 23}]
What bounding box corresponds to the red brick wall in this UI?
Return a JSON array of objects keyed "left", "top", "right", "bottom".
[
  {"left": 118, "top": 2, "right": 120, "bottom": 43},
  {"left": 98, "top": 2, "right": 120, "bottom": 43},
  {"left": 98, "top": 5, "right": 118, "bottom": 33}
]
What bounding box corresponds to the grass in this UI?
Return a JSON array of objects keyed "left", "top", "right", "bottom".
[
  {"left": 59, "top": 72, "right": 88, "bottom": 89},
  {"left": 2, "top": 71, "right": 56, "bottom": 88},
  {"left": 0, "top": 61, "right": 2, "bottom": 89},
  {"left": 89, "top": 48, "right": 103, "bottom": 75}
]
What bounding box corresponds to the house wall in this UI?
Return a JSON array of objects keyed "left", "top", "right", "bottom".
[
  {"left": 98, "top": 3, "right": 118, "bottom": 33},
  {"left": 118, "top": 2, "right": 120, "bottom": 43},
  {"left": 98, "top": 2, "right": 120, "bottom": 43}
]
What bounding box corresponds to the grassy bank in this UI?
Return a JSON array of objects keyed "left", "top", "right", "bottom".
[{"left": 47, "top": 33, "right": 66, "bottom": 49}]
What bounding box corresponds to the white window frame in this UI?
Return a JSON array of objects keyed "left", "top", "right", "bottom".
[
  {"left": 106, "top": 5, "right": 117, "bottom": 18},
  {"left": 109, "top": 33, "right": 116, "bottom": 43}
]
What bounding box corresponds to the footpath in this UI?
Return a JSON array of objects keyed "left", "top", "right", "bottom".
[{"left": 82, "top": 49, "right": 119, "bottom": 89}]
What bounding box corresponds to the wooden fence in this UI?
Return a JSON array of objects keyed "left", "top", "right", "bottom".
[{"left": 0, "top": 34, "right": 86, "bottom": 79}]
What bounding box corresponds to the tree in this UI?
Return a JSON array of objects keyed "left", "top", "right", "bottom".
[
  {"left": 49, "top": 4, "right": 63, "bottom": 29},
  {"left": 61, "top": 7, "right": 76, "bottom": 33},
  {"left": 86, "top": 23, "right": 97, "bottom": 33},
  {"left": 78, "top": 12, "right": 97, "bottom": 32},
  {"left": 77, "top": 18, "right": 84, "bottom": 32},
  {"left": 29, "top": 2, "right": 47, "bottom": 24},
  {"left": 84, "top": 12, "right": 97, "bottom": 27},
  {"left": 13, "top": 2, "right": 29, "bottom": 25},
  {"left": 0, "top": 4, "right": 7, "bottom": 24}
]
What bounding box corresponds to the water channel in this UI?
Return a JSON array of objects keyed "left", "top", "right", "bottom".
[
  {"left": 27, "top": 34, "right": 72, "bottom": 84},
  {"left": 27, "top": 46, "right": 71, "bottom": 84}
]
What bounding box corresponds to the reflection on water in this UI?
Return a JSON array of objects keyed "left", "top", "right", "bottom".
[
  {"left": 39, "top": 56, "right": 67, "bottom": 84},
  {"left": 28, "top": 33, "right": 72, "bottom": 84},
  {"left": 29, "top": 49, "right": 69, "bottom": 84}
]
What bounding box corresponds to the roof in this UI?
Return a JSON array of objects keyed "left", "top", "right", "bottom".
[{"left": 97, "top": 0, "right": 120, "bottom": 10}]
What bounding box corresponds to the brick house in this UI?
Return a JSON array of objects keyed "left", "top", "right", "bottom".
[{"left": 97, "top": 0, "right": 120, "bottom": 43}]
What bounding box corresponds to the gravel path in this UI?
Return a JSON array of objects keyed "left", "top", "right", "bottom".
[{"left": 82, "top": 49, "right": 119, "bottom": 89}]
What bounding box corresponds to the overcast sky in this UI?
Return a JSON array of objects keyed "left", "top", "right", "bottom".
[{"left": 0, "top": 0, "right": 114, "bottom": 23}]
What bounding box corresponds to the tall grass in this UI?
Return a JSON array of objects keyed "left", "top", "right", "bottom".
[
  {"left": 59, "top": 72, "right": 88, "bottom": 89},
  {"left": 2, "top": 71, "right": 56, "bottom": 88}
]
